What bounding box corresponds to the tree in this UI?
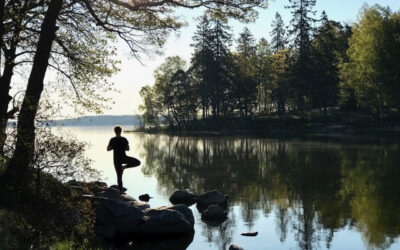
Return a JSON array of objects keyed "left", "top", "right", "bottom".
[
  {"left": 0, "top": 1, "right": 46, "bottom": 155},
  {"left": 339, "top": 5, "right": 400, "bottom": 116},
  {"left": 236, "top": 27, "right": 257, "bottom": 57},
  {"left": 271, "top": 12, "right": 287, "bottom": 53},
  {"left": 251, "top": 38, "right": 272, "bottom": 115},
  {"left": 208, "top": 15, "right": 233, "bottom": 117},
  {"left": 286, "top": 0, "right": 317, "bottom": 112},
  {"left": 0, "top": 0, "right": 120, "bottom": 156},
  {"left": 270, "top": 49, "right": 294, "bottom": 115},
  {"left": 4, "top": 0, "right": 269, "bottom": 182},
  {"left": 139, "top": 85, "right": 161, "bottom": 128},
  {"left": 191, "top": 15, "right": 213, "bottom": 120},
  {"left": 234, "top": 27, "right": 258, "bottom": 118},
  {"left": 310, "top": 11, "right": 341, "bottom": 114},
  {"left": 152, "top": 56, "right": 189, "bottom": 127}
]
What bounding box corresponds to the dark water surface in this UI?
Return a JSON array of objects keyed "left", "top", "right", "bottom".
[{"left": 66, "top": 127, "right": 400, "bottom": 250}]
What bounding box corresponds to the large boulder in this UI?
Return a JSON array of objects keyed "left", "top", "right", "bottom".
[
  {"left": 134, "top": 205, "right": 195, "bottom": 237},
  {"left": 201, "top": 204, "right": 227, "bottom": 222},
  {"left": 94, "top": 196, "right": 145, "bottom": 239},
  {"left": 197, "top": 190, "right": 228, "bottom": 208},
  {"left": 169, "top": 190, "right": 197, "bottom": 206}
]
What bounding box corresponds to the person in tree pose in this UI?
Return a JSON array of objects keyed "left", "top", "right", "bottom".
[{"left": 107, "top": 125, "right": 140, "bottom": 193}]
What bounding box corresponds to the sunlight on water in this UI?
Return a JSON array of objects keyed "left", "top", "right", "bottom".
[{"left": 61, "top": 126, "right": 400, "bottom": 250}]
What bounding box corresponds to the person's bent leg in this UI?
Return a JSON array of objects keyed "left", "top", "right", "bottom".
[{"left": 125, "top": 156, "right": 141, "bottom": 168}]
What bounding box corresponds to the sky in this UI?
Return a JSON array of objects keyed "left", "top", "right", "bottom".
[{"left": 70, "top": 0, "right": 400, "bottom": 117}]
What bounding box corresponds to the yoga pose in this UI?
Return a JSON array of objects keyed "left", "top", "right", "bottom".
[{"left": 107, "top": 125, "right": 140, "bottom": 193}]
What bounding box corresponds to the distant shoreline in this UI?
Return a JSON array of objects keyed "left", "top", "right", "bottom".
[
  {"left": 128, "top": 114, "right": 400, "bottom": 139},
  {"left": 4, "top": 115, "right": 140, "bottom": 127}
]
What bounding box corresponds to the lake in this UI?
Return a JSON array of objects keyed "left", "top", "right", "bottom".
[{"left": 62, "top": 126, "right": 400, "bottom": 250}]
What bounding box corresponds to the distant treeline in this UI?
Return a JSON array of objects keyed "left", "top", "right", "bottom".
[
  {"left": 139, "top": 2, "right": 400, "bottom": 129},
  {"left": 47, "top": 115, "right": 140, "bottom": 127}
]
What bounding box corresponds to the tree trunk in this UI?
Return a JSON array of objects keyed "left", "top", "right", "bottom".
[
  {"left": 0, "top": 29, "right": 22, "bottom": 154},
  {"left": 0, "top": 64, "right": 15, "bottom": 154},
  {"left": 5, "top": 0, "right": 63, "bottom": 178}
]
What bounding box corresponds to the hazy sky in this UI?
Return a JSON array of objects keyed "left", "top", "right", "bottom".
[{"left": 69, "top": 0, "right": 400, "bottom": 117}]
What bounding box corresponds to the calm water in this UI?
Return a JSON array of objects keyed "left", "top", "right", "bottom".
[{"left": 63, "top": 127, "right": 400, "bottom": 250}]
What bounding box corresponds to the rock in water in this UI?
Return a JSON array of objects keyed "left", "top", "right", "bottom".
[
  {"left": 139, "top": 194, "right": 152, "bottom": 202},
  {"left": 197, "top": 190, "right": 228, "bottom": 208},
  {"left": 134, "top": 205, "right": 195, "bottom": 236},
  {"left": 229, "top": 244, "right": 244, "bottom": 250},
  {"left": 201, "top": 204, "right": 227, "bottom": 222},
  {"left": 94, "top": 197, "right": 145, "bottom": 239},
  {"left": 241, "top": 232, "right": 258, "bottom": 237},
  {"left": 169, "top": 190, "right": 197, "bottom": 206}
]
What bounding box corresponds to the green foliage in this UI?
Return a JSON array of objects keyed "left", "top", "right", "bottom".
[
  {"left": 139, "top": 3, "right": 400, "bottom": 126},
  {"left": 339, "top": 5, "right": 400, "bottom": 116},
  {"left": 0, "top": 124, "right": 99, "bottom": 249}
]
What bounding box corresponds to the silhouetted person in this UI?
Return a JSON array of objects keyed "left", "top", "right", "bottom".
[{"left": 107, "top": 125, "right": 140, "bottom": 193}]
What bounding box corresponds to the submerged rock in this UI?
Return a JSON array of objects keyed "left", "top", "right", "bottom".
[
  {"left": 197, "top": 190, "right": 228, "bottom": 208},
  {"left": 169, "top": 190, "right": 197, "bottom": 206},
  {"left": 201, "top": 204, "right": 227, "bottom": 222},
  {"left": 229, "top": 244, "right": 244, "bottom": 250}
]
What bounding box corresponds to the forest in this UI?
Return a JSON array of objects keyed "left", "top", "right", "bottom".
[{"left": 139, "top": 3, "right": 400, "bottom": 129}]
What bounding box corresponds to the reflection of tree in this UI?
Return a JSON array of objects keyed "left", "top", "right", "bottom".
[
  {"left": 136, "top": 134, "right": 400, "bottom": 249},
  {"left": 201, "top": 206, "right": 236, "bottom": 250},
  {"left": 339, "top": 147, "right": 400, "bottom": 248}
]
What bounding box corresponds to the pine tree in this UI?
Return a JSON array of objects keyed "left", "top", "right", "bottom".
[
  {"left": 286, "top": 0, "right": 317, "bottom": 113},
  {"left": 236, "top": 27, "right": 257, "bottom": 57},
  {"left": 310, "top": 11, "right": 340, "bottom": 114},
  {"left": 209, "top": 15, "right": 232, "bottom": 117},
  {"left": 234, "top": 27, "right": 258, "bottom": 118},
  {"left": 270, "top": 12, "right": 287, "bottom": 53}
]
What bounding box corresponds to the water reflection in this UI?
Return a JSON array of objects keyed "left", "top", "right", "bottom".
[{"left": 138, "top": 134, "right": 400, "bottom": 249}]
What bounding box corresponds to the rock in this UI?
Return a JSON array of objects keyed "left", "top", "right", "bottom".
[
  {"left": 86, "top": 182, "right": 108, "bottom": 194},
  {"left": 134, "top": 205, "right": 194, "bottom": 236},
  {"left": 94, "top": 196, "right": 145, "bottom": 239},
  {"left": 169, "top": 190, "right": 197, "bottom": 206},
  {"left": 241, "top": 232, "right": 258, "bottom": 237},
  {"left": 169, "top": 204, "right": 195, "bottom": 226},
  {"left": 109, "top": 185, "right": 127, "bottom": 192},
  {"left": 78, "top": 182, "right": 195, "bottom": 241},
  {"left": 197, "top": 190, "right": 228, "bottom": 208},
  {"left": 201, "top": 204, "right": 227, "bottom": 222},
  {"left": 139, "top": 194, "right": 152, "bottom": 202},
  {"left": 229, "top": 244, "right": 244, "bottom": 250}
]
